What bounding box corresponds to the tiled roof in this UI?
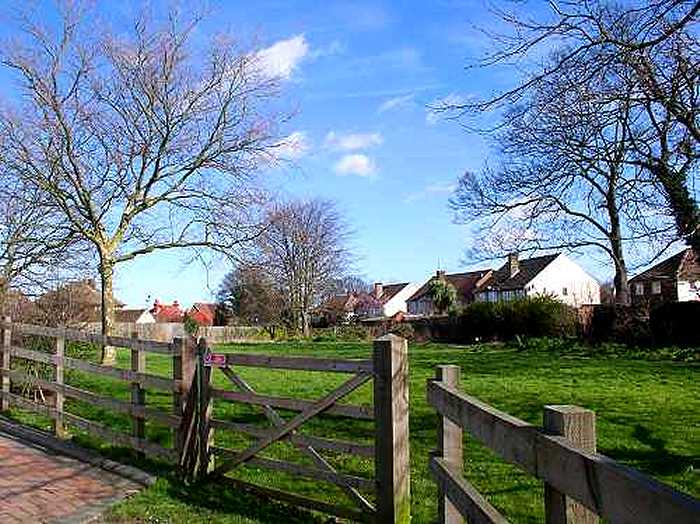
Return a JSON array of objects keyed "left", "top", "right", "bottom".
[
  {"left": 116, "top": 308, "right": 147, "bottom": 323},
  {"left": 150, "top": 300, "right": 185, "bottom": 323},
  {"left": 376, "top": 283, "right": 409, "bottom": 304},
  {"left": 629, "top": 248, "right": 699, "bottom": 282},
  {"left": 408, "top": 270, "right": 492, "bottom": 303},
  {"left": 189, "top": 302, "right": 217, "bottom": 326},
  {"left": 479, "top": 254, "right": 559, "bottom": 292}
]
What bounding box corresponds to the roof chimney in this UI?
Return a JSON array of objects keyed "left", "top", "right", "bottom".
[
  {"left": 436, "top": 270, "right": 446, "bottom": 279},
  {"left": 373, "top": 282, "right": 383, "bottom": 299},
  {"left": 507, "top": 252, "right": 519, "bottom": 277}
]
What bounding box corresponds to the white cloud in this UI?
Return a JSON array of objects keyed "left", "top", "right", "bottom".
[
  {"left": 275, "top": 131, "right": 309, "bottom": 160},
  {"left": 324, "top": 131, "right": 383, "bottom": 151},
  {"left": 378, "top": 93, "right": 415, "bottom": 113},
  {"left": 256, "top": 35, "right": 309, "bottom": 80},
  {"left": 310, "top": 40, "right": 345, "bottom": 59},
  {"left": 404, "top": 180, "right": 457, "bottom": 203},
  {"left": 334, "top": 154, "right": 377, "bottom": 177},
  {"left": 426, "top": 93, "right": 468, "bottom": 125}
]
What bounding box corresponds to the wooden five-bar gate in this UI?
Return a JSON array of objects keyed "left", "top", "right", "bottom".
[
  {"left": 0, "top": 317, "right": 411, "bottom": 523},
  {"left": 427, "top": 364, "right": 700, "bottom": 524}
]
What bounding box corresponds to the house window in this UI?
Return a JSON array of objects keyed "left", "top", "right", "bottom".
[
  {"left": 651, "top": 281, "right": 661, "bottom": 294},
  {"left": 562, "top": 287, "right": 568, "bottom": 296},
  {"left": 634, "top": 283, "right": 644, "bottom": 295}
]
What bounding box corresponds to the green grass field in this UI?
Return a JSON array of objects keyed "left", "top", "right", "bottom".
[{"left": 8, "top": 338, "right": 699, "bottom": 523}]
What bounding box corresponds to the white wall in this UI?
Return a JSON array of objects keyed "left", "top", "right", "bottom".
[
  {"left": 383, "top": 283, "right": 421, "bottom": 317},
  {"left": 528, "top": 254, "right": 601, "bottom": 306},
  {"left": 678, "top": 280, "right": 700, "bottom": 302}
]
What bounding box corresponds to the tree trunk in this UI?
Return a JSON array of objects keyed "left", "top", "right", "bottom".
[
  {"left": 99, "top": 255, "right": 117, "bottom": 365},
  {"left": 301, "top": 310, "right": 310, "bottom": 338},
  {"left": 608, "top": 194, "right": 631, "bottom": 305}
]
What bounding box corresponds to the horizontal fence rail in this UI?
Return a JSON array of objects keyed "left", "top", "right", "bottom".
[{"left": 427, "top": 367, "right": 700, "bottom": 524}]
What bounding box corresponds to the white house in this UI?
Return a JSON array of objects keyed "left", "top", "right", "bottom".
[
  {"left": 476, "top": 253, "right": 600, "bottom": 306},
  {"left": 365, "top": 282, "right": 421, "bottom": 318}
]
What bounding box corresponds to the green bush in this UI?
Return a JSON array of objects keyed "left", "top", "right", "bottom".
[
  {"left": 390, "top": 322, "right": 415, "bottom": 341},
  {"left": 457, "top": 296, "right": 577, "bottom": 342}
]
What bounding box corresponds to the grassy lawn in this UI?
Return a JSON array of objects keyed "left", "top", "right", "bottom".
[{"left": 7, "top": 338, "right": 699, "bottom": 523}]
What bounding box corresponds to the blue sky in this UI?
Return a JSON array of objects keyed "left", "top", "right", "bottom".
[{"left": 2, "top": 1, "right": 603, "bottom": 307}]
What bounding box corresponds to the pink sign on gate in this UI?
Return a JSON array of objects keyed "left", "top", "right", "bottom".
[{"left": 204, "top": 353, "right": 226, "bottom": 367}]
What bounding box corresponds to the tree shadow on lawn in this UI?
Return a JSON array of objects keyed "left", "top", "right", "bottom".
[
  {"left": 164, "top": 476, "right": 328, "bottom": 524},
  {"left": 603, "top": 424, "right": 699, "bottom": 477}
]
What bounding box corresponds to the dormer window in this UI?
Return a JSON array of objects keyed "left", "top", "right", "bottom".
[
  {"left": 651, "top": 281, "right": 661, "bottom": 294},
  {"left": 634, "top": 283, "right": 644, "bottom": 295}
]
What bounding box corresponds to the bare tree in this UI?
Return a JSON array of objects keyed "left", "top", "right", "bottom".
[
  {"left": 0, "top": 3, "right": 286, "bottom": 363},
  {"left": 447, "top": 0, "right": 699, "bottom": 252},
  {"left": 0, "top": 173, "right": 84, "bottom": 312},
  {"left": 255, "top": 199, "right": 352, "bottom": 337},
  {"left": 451, "top": 54, "right": 673, "bottom": 304}
]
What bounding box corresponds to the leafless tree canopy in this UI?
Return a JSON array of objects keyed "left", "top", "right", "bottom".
[
  {"left": 448, "top": 0, "right": 699, "bottom": 254},
  {"left": 254, "top": 199, "right": 353, "bottom": 337},
  {"left": 0, "top": 2, "right": 288, "bottom": 362}
]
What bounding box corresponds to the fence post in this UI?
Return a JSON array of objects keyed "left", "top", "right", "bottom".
[
  {"left": 173, "top": 336, "right": 196, "bottom": 457},
  {"left": 436, "top": 365, "right": 463, "bottom": 524},
  {"left": 54, "top": 330, "right": 66, "bottom": 438},
  {"left": 0, "top": 316, "right": 10, "bottom": 411},
  {"left": 131, "top": 331, "right": 146, "bottom": 458},
  {"left": 373, "top": 334, "right": 411, "bottom": 523},
  {"left": 197, "top": 337, "right": 214, "bottom": 475},
  {"left": 543, "top": 405, "right": 598, "bottom": 524}
]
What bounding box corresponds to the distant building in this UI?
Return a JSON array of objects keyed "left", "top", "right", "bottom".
[
  {"left": 149, "top": 299, "right": 185, "bottom": 323},
  {"left": 357, "top": 282, "right": 421, "bottom": 318},
  {"left": 406, "top": 269, "right": 492, "bottom": 316},
  {"left": 476, "top": 253, "right": 600, "bottom": 306},
  {"left": 188, "top": 302, "right": 219, "bottom": 326},
  {"left": 116, "top": 308, "right": 155, "bottom": 324},
  {"left": 629, "top": 248, "right": 700, "bottom": 306}
]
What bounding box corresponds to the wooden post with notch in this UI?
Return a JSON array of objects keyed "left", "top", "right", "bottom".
[
  {"left": 196, "top": 337, "right": 214, "bottom": 475},
  {"left": 54, "top": 329, "right": 66, "bottom": 438},
  {"left": 131, "top": 331, "right": 146, "bottom": 458},
  {"left": 0, "top": 316, "right": 10, "bottom": 411},
  {"left": 373, "top": 334, "right": 411, "bottom": 523},
  {"left": 543, "top": 405, "right": 598, "bottom": 524},
  {"left": 436, "top": 365, "right": 463, "bottom": 524},
  {"left": 173, "top": 336, "right": 196, "bottom": 457}
]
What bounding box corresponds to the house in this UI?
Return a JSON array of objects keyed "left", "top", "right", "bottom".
[
  {"left": 629, "top": 248, "right": 700, "bottom": 306},
  {"left": 476, "top": 253, "right": 600, "bottom": 306},
  {"left": 34, "top": 279, "right": 125, "bottom": 324},
  {"left": 188, "top": 302, "right": 219, "bottom": 326},
  {"left": 149, "top": 299, "right": 185, "bottom": 323},
  {"left": 317, "top": 294, "right": 359, "bottom": 325},
  {"left": 406, "top": 269, "right": 493, "bottom": 316},
  {"left": 116, "top": 308, "right": 155, "bottom": 324},
  {"left": 356, "top": 282, "right": 421, "bottom": 318}
]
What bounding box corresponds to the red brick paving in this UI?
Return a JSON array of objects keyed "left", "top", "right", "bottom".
[{"left": 0, "top": 433, "right": 141, "bottom": 523}]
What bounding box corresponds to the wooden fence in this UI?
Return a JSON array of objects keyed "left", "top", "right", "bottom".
[
  {"left": 0, "top": 318, "right": 411, "bottom": 523},
  {"left": 179, "top": 333, "right": 410, "bottom": 523},
  {"left": 0, "top": 317, "right": 192, "bottom": 462},
  {"left": 427, "top": 364, "right": 700, "bottom": 524}
]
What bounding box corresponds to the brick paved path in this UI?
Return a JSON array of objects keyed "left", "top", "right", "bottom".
[{"left": 0, "top": 432, "right": 142, "bottom": 523}]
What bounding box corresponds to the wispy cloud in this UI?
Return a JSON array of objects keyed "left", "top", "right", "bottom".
[
  {"left": 274, "top": 131, "right": 310, "bottom": 160},
  {"left": 256, "top": 34, "right": 309, "bottom": 80},
  {"left": 404, "top": 181, "right": 457, "bottom": 203},
  {"left": 334, "top": 154, "right": 377, "bottom": 177},
  {"left": 426, "top": 93, "right": 469, "bottom": 125},
  {"left": 378, "top": 93, "right": 415, "bottom": 113},
  {"left": 325, "top": 131, "right": 383, "bottom": 151}
]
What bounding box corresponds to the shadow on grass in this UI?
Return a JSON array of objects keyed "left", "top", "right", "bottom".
[
  {"left": 164, "top": 476, "right": 328, "bottom": 524},
  {"left": 603, "top": 424, "right": 699, "bottom": 477}
]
